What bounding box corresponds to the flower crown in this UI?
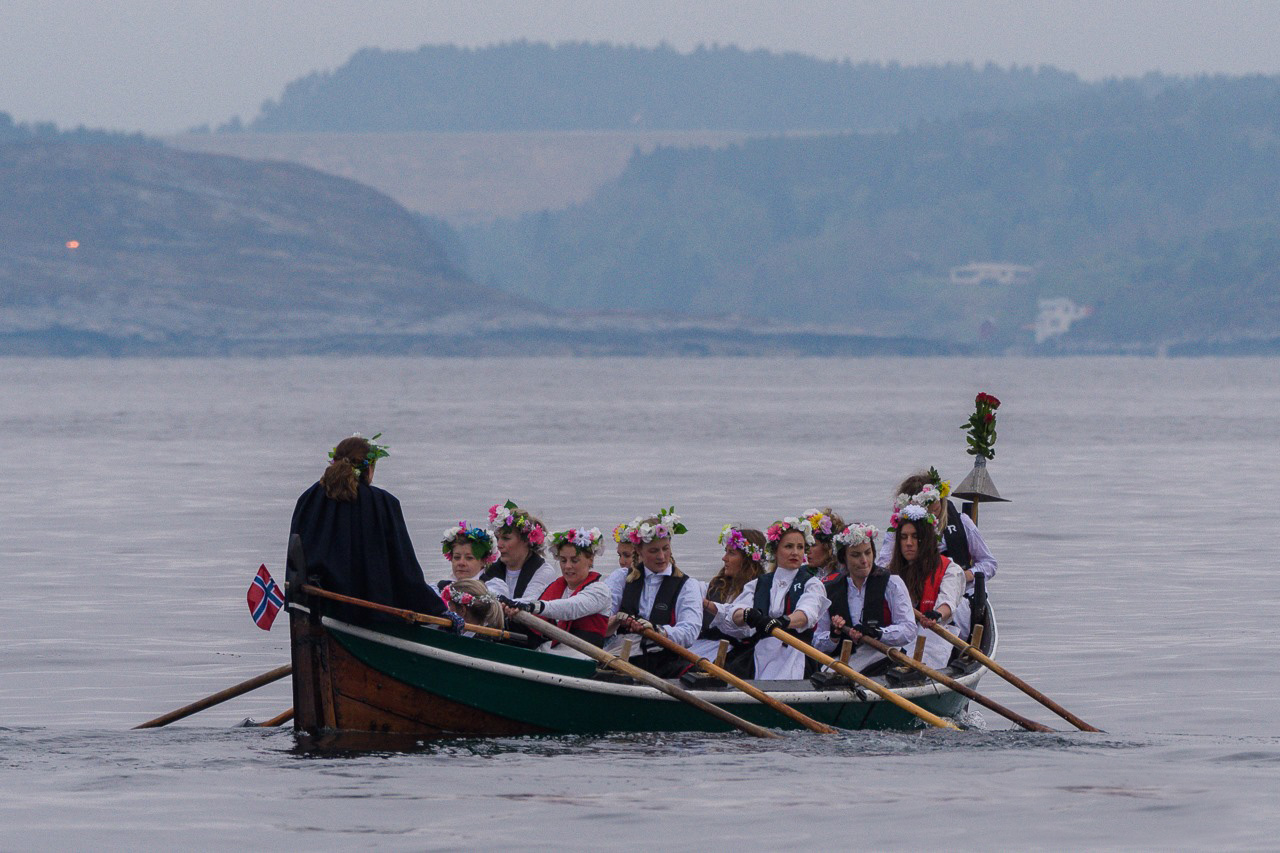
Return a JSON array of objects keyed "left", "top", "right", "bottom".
[
  {"left": 328, "top": 432, "right": 389, "bottom": 469},
  {"left": 889, "top": 504, "right": 937, "bottom": 532},
  {"left": 441, "top": 585, "right": 496, "bottom": 610},
  {"left": 718, "top": 525, "right": 765, "bottom": 562},
  {"left": 441, "top": 521, "right": 499, "bottom": 564},
  {"left": 625, "top": 507, "right": 688, "bottom": 545},
  {"left": 489, "top": 500, "right": 547, "bottom": 545},
  {"left": 765, "top": 517, "right": 816, "bottom": 550},
  {"left": 801, "top": 508, "right": 838, "bottom": 540},
  {"left": 927, "top": 466, "right": 952, "bottom": 500},
  {"left": 612, "top": 522, "right": 633, "bottom": 544},
  {"left": 893, "top": 482, "right": 944, "bottom": 511},
  {"left": 551, "top": 527, "right": 605, "bottom": 555},
  {"left": 833, "top": 523, "right": 881, "bottom": 550}
]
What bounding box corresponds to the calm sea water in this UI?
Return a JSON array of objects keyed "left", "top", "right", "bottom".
[{"left": 2, "top": 356, "right": 1278, "bottom": 849}]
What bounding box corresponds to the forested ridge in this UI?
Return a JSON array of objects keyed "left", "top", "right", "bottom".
[{"left": 463, "top": 76, "right": 1280, "bottom": 347}]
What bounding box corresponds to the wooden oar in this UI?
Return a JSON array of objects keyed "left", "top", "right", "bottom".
[
  {"left": 853, "top": 632, "right": 1054, "bottom": 732},
  {"left": 767, "top": 629, "right": 960, "bottom": 730},
  {"left": 508, "top": 611, "right": 779, "bottom": 739},
  {"left": 630, "top": 623, "right": 837, "bottom": 734},
  {"left": 135, "top": 664, "right": 292, "bottom": 729},
  {"left": 913, "top": 609, "right": 1101, "bottom": 732},
  {"left": 301, "top": 584, "right": 528, "bottom": 643},
  {"left": 257, "top": 708, "right": 295, "bottom": 727}
]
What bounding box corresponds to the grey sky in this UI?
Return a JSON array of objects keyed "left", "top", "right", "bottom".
[{"left": 5, "top": 0, "right": 1280, "bottom": 133}]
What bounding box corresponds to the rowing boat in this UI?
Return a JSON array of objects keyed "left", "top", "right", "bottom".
[{"left": 287, "top": 575, "right": 997, "bottom": 740}]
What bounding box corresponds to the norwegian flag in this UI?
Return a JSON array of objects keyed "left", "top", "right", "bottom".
[{"left": 247, "top": 564, "right": 285, "bottom": 631}]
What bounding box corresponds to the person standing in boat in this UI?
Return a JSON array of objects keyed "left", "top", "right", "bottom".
[
  {"left": 608, "top": 508, "right": 702, "bottom": 677},
  {"left": 687, "top": 525, "right": 767, "bottom": 676},
  {"left": 802, "top": 507, "right": 845, "bottom": 581},
  {"left": 888, "top": 504, "right": 965, "bottom": 670},
  {"left": 813, "top": 522, "right": 916, "bottom": 672},
  {"left": 875, "top": 469, "right": 997, "bottom": 639},
  {"left": 439, "top": 522, "right": 509, "bottom": 599},
  {"left": 505, "top": 526, "right": 613, "bottom": 659},
  {"left": 723, "top": 517, "right": 829, "bottom": 680},
  {"left": 483, "top": 500, "right": 557, "bottom": 601},
  {"left": 289, "top": 433, "right": 459, "bottom": 629}
]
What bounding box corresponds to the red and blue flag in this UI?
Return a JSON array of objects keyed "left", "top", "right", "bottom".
[{"left": 247, "top": 564, "right": 285, "bottom": 631}]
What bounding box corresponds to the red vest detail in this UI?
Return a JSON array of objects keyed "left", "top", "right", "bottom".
[
  {"left": 539, "top": 571, "right": 608, "bottom": 646},
  {"left": 919, "top": 556, "right": 952, "bottom": 613}
]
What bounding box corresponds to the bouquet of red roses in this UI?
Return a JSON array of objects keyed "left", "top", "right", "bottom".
[{"left": 961, "top": 392, "right": 1001, "bottom": 460}]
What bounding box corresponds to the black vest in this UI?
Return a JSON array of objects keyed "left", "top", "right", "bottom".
[
  {"left": 752, "top": 567, "right": 817, "bottom": 643},
  {"left": 823, "top": 570, "right": 891, "bottom": 628},
  {"left": 940, "top": 499, "right": 973, "bottom": 569},
  {"left": 482, "top": 552, "right": 546, "bottom": 599},
  {"left": 620, "top": 571, "right": 690, "bottom": 626},
  {"left": 435, "top": 579, "right": 450, "bottom": 592},
  {"left": 698, "top": 585, "right": 738, "bottom": 643}
]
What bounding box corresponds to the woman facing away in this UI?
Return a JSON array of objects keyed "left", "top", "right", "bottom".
[
  {"left": 483, "top": 500, "right": 558, "bottom": 601},
  {"left": 887, "top": 505, "right": 965, "bottom": 670},
  {"left": 441, "top": 577, "right": 505, "bottom": 636},
  {"left": 504, "top": 526, "right": 614, "bottom": 659},
  {"left": 607, "top": 508, "right": 703, "bottom": 677},
  {"left": 288, "top": 433, "right": 460, "bottom": 630},
  {"left": 813, "top": 523, "right": 917, "bottom": 673},
  {"left": 722, "top": 517, "right": 829, "bottom": 680},
  {"left": 687, "top": 525, "right": 766, "bottom": 676},
  {"left": 439, "top": 523, "right": 509, "bottom": 600}
]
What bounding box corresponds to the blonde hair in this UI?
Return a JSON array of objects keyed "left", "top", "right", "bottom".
[{"left": 447, "top": 578, "right": 505, "bottom": 630}]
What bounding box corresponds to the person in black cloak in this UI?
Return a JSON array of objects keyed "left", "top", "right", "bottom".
[{"left": 290, "top": 433, "right": 459, "bottom": 629}]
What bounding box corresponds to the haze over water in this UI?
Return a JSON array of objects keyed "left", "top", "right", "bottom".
[{"left": 2, "top": 356, "right": 1277, "bottom": 848}]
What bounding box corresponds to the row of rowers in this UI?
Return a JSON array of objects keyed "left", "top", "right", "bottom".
[{"left": 439, "top": 481, "right": 996, "bottom": 680}]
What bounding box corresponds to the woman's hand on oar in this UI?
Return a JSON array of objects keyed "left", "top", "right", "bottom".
[
  {"left": 625, "top": 618, "right": 837, "bottom": 734},
  {"left": 302, "top": 584, "right": 528, "bottom": 643},
  {"left": 913, "top": 608, "right": 1101, "bottom": 732},
  {"left": 765, "top": 627, "right": 960, "bottom": 731}
]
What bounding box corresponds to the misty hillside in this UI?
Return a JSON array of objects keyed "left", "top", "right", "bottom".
[
  {"left": 463, "top": 76, "right": 1280, "bottom": 348},
  {"left": 241, "top": 41, "right": 1089, "bottom": 133},
  {"left": 0, "top": 138, "right": 529, "bottom": 353}
]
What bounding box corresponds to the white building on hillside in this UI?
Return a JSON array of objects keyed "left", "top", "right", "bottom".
[
  {"left": 950, "top": 263, "right": 1036, "bottom": 286},
  {"left": 1034, "top": 298, "right": 1093, "bottom": 344}
]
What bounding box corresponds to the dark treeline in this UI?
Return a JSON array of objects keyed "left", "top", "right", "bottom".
[
  {"left": 0, "top": 112, "right": 154, "bottom": 146},
  {"left": 245, "top": 41, "right": 1089, "bottom": 133},
  {"left": 462, "top": 76, "right": 1280, "bottom": 347}
]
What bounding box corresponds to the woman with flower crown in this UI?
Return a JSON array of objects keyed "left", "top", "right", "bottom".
[
  {"left": 504, "top": 527, "right": 614, "bottom": 658},
  {"left": 441, "top": 578, "right": 505, "bottom": 636},
  {"left": 290, "top": 433, "right": 459, "bottom": 629},
  {"left": 888, "top": 504, "right": 965, "bottom": 670},
  {"left": 813, "top": 523, "right": 917, "bottom": 673},
  {"left": 482, "top": 500, "right": 558, "bottom": 601},
  {"left": 801, "top": 507, "right": 845, "bottom": 581},
  {"left": 875, "top": 469, "right": 998, "bottom": 640},
  {"left": 721, "top": 517, "right": 829, "bottom": 680},
  {"left": 686, "top": 525, "right": 767, "bottom": 675},
  {"left": 606, "top": 508, "right": 703, "bottom": 677},
  {"left": 439, "top": 523, "right": 510, "bottom": 600}
]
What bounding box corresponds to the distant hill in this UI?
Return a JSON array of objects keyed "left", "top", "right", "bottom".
[
  {"left": 240, "top": 41, "right": 1089, "bottom": 133},
  {"left": 461, "top": 76, "right": 1280, "bottom": 349},
  {"left": 0, "top": 138, "right": 532, "bottom": 354}
]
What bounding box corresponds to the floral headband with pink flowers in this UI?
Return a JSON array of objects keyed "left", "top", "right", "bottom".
[
  {"left": 489, "top": 500, "right": 547, "bottom": 546},
  {"left": 888, "top": 503, "right": 937, "bottom": 533},
  {"left": 624, "top": 507, "right": 688, "bottom": 545},
  {"left": 440, "top": 585, "right": 497, "bottom": 610},
  {"left": 718, "top": 525, "right": 765, "bottom": 563},
  {"left": 441, "top": 522, "right": 499, "bottom": 564},
  {"left": 765, "top": 517, "right": 816, "bottom": 551},
  {"left": 801, "top": 508, "right": 839, "bottom": 541},
  {"left": 832, "top": 523, "right": 881, "bottom": 550}
]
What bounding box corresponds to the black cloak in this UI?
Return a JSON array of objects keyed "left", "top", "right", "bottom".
[{"left": 289, "top": 481, "right": 446, "bottom": 621}]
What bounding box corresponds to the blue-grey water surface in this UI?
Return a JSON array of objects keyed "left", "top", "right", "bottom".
[{"left": 2, "top": 356, "right": 1278, "bottom": 849}]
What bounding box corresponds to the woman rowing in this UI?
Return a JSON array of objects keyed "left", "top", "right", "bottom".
[
  {"left": 289, "top": 433, "right": 460, "bottom": 630},
  {"left": 813, "top": 523, "right": 916, "bottom": 672},
  {"left": 888, "top": 503, "right": 965, "bottom": 669},
  {"left": 686, "top": 525, "right": 766, "bottom": 675},
  {"left": 722, "top": 517, "right": 829, "bottom": 679},
  {"left": 608, "top": 508, "right": 702, "bottom": 677},
  {"left": 439, "top": 522, "right": 509, "bottom": 599},
  {"left": 483, "top": 500, "right": 557, "bottom": 601},
  {"left": 505, "top": 526, "right": 613, "bottom": 658},
  {"left": 802, "top": 507, "right": 845, "bottom": 581},
  {"left": 441, "top": 578, "right": 505, "bottom": 636}
]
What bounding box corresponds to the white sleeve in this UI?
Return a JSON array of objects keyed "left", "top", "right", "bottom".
[
  {"left": 483, "top": 576, "right": 511, "bottom": 600},
  {"left": 718, "top": 580, "right": 758, "bottom": 640},
  {"left": 881, "top": 576, "right": 918, "bottom": 650},
  {"left": 794, "top": 576, "right": 829, "bottom": 629},
  {"left": 655, "top": 577, "right": 703, "bottom": 649},
  {"left": 875, "top": 530, "right": 895, "bottom": 568},
  {"left": 937, "top": 564, "right": 965, "bottom": 624},
  {"left": 516, "top": 564, "right": 560, "bottom": 602},
  {"left": 539, "top": 581, "right": 613, "bottom": 621},
  {"left": 607, "top": 568, "right": 629, "bottom": 611},
  {"left": 812, "top": 607, "right": 835, "bottom": 653},
  {"left": 961, "top": 514, "right": 997, "bottom": 581}
]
